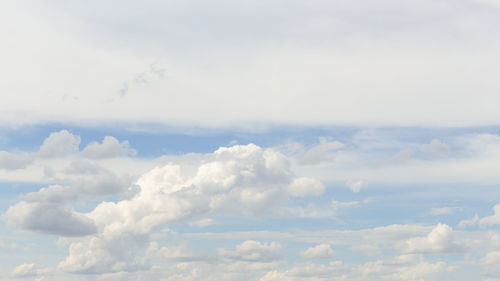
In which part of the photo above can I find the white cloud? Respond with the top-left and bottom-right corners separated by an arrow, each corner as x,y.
420,139 -> 449,156
0,151 -> 33,170
288,177 -> 325,197
480,204 -> 500,226
81,136 -> 136,159
260,255 -> 455,281
458,214 -> 480,229
300,244 -> 334,259
10,263 -> 54,278
218,240 -> 282,263
39,130 -> 80,158
3,1 -> 500,129
11,263 -> 37,278
331,199 -> 359,210
3,199 -> 97,237
148,242 -> 210,263
260,261 -> 347,281
55,144 -> 321,274
399,224 -> 466,254
389,148 -> 413,163
187,224 -> 433,255
298,133 -> 500,186
188,218 -> 215,228
301,138 -> 345,165
480,251 -> 500,265
345,180 -> 365,193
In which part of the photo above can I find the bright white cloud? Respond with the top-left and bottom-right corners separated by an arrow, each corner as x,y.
54,144 -> 321,274
399,224 -> 466,254
288,177 -> 325,197
2,1 -> 500,128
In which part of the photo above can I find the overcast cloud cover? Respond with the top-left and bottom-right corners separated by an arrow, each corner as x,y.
1,0 -> 500,280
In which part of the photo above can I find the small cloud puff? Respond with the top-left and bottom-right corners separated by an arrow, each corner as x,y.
39,130 -> 80,158
399,224 -> 466,254
301,137 -> 344,165
420,139 -> 449,156
345,179 -> 365,193
81,136 -> 136,159
301,244 -> 334,259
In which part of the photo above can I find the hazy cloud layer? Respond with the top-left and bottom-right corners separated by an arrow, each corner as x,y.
2,1 -> 500,128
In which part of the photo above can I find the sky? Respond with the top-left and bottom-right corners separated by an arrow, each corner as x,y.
1,0 -> 500,280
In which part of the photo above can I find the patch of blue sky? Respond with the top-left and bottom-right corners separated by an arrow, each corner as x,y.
2,123 -> 500,158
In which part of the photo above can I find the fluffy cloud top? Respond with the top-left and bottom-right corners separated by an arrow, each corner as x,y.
39,130 -> 80,158
81,136 -> 136,159
400,224 -> 465,254
53,144 -> 322,273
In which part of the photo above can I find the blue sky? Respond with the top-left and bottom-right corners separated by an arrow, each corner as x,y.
2,1 -> 500,280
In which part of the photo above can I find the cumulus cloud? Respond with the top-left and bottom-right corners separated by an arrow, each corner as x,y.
39,130 -> 80,158
2,161 -> 134,237
399,224 -> 466,254
3,199 -> 97,237
300,244 -> 334,259
55,144 -> 321,274
81,136 -> 136,159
